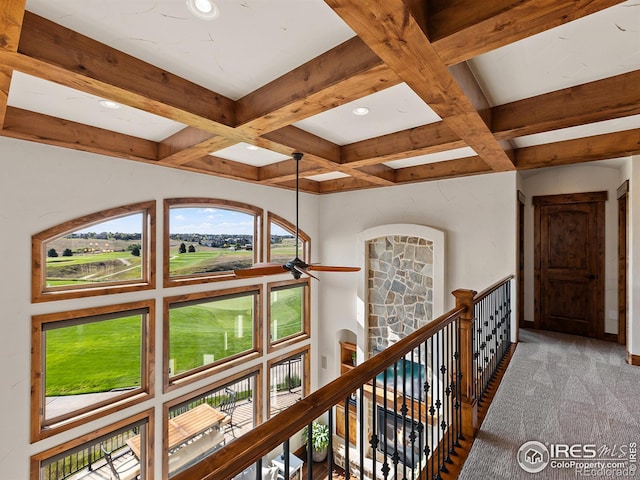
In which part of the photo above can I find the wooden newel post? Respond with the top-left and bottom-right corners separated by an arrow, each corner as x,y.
453,288 -> 478,438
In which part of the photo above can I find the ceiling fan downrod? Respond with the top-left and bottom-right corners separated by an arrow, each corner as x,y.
292,152 -> 303,262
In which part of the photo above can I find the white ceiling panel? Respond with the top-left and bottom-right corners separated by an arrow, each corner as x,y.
305,171 -> 350,182
25,0 -> 355,100
212,142 -> 289,166
468,1 -> 640,106
293,83 -> 441,145
513,114 -> 640,148
384,147 -> 477,169
8,72 -> 185,141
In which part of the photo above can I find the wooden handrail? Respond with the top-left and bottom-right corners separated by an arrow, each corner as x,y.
473,275 -> 514,304
172,305 -> 465,480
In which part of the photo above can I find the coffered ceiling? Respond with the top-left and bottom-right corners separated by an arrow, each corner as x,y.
1,0 -> 639,193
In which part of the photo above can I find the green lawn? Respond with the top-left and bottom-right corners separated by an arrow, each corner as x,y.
45,251 -> 142,286
169,248 -> 252,276
169,296 -> 255,374
271,286 -> 304,341
45,290 -> 303,396
45,315 -> 142,396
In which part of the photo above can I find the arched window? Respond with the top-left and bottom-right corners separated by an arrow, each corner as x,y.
164,198 -> 262,287
32,201 -> 155,302
267,211 -> 309,264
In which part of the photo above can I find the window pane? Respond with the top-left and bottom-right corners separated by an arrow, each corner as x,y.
169,207 -> 254,277
167,376 -> 257,477
38,421 -> 148,480
269,353 -> 304,418
270,285 -> 304,342
169,295 -> 254,377
269,221 -> 302,263
44,213 -> 144,288
45,314 -> 143,420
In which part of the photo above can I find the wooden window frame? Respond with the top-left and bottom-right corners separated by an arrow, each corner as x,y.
266,345 -> 310,419
31,300 -> 155,442
163,285 -> 263,393
267,278 -> 311,353
267,211 -> 310,263
164,198 -> 263,287
32,201 -> 156,302
162,366 -> 262,479
30,409 -> 154,480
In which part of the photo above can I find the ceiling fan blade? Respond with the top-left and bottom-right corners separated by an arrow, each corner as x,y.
234,263 -> 287,277
294,265 -> 319,280
307,265 -> 361,272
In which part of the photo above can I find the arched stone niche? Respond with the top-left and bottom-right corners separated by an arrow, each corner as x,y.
356,224 -> 445,358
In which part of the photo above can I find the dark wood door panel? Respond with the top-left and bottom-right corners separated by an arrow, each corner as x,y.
534,191 -> 606,339
545,208 -> 590,270
543,278 -> 593,336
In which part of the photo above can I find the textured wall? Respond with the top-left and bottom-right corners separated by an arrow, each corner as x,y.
367,235 -> 434,355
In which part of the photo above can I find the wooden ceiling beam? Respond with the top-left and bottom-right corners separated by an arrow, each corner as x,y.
15,12 -> 236,134
181,155 -> 261,183
159,38 -> 396,167
325,0 -> 515,172
236,37 -> 401,134
150,36 -> 401,187
429,0 -> 626,65
261,126 -> 341,164
394,156 -> 492,183
516,129 -> 640,169
158,127 -> 225,163
275,177 -> 322,194
318,176 -> 384,194
0,0 -> 26,127
493,70 -> 640,140
259,160 -> 330,184
448,62 -> 492,127
1,107 -> 158,161
341,121 -> 466,166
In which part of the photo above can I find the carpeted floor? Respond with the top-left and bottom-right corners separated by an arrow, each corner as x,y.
458,329 -> 640,480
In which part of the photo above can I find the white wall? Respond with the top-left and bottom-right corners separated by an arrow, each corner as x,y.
315,172 -> 518,386
519,162 -> 625,334
0,137 -> 319,479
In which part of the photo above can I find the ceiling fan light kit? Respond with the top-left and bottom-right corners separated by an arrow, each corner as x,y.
234,152 -> 360,280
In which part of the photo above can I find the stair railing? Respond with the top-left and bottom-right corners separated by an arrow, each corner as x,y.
172,277 -> 514,480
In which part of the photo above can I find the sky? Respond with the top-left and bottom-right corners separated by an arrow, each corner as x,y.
75,213 -> 143,234
73,207 -> 293,236
170,207 -> 255,235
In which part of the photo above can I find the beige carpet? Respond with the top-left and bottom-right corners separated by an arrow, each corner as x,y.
459,329 -> 640,480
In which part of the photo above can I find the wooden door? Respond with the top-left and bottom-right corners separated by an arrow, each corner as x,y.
534,192 -> 606,339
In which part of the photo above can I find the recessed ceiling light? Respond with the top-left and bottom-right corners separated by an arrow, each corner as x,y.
99,99 -> 120,109
246,145 -> 259,151
186,0 -> 220,20
352,107 -> 370,116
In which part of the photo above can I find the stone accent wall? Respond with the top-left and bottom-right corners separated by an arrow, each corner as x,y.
368,235 -> 434,356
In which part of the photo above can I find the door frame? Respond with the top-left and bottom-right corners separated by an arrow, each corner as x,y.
617,180 -> 629,346
517,191 -> 526,337
533,191 -> 607,339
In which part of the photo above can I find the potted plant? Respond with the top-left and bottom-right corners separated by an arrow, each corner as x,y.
302,421 -> 330,462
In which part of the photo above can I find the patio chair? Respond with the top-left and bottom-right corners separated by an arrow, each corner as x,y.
100,444 -> 140,480
218,388 -> 237,438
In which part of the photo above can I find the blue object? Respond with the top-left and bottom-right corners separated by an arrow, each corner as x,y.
375,359 -> 425,398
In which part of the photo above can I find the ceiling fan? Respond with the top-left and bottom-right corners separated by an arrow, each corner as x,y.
234,152 -> 360,280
